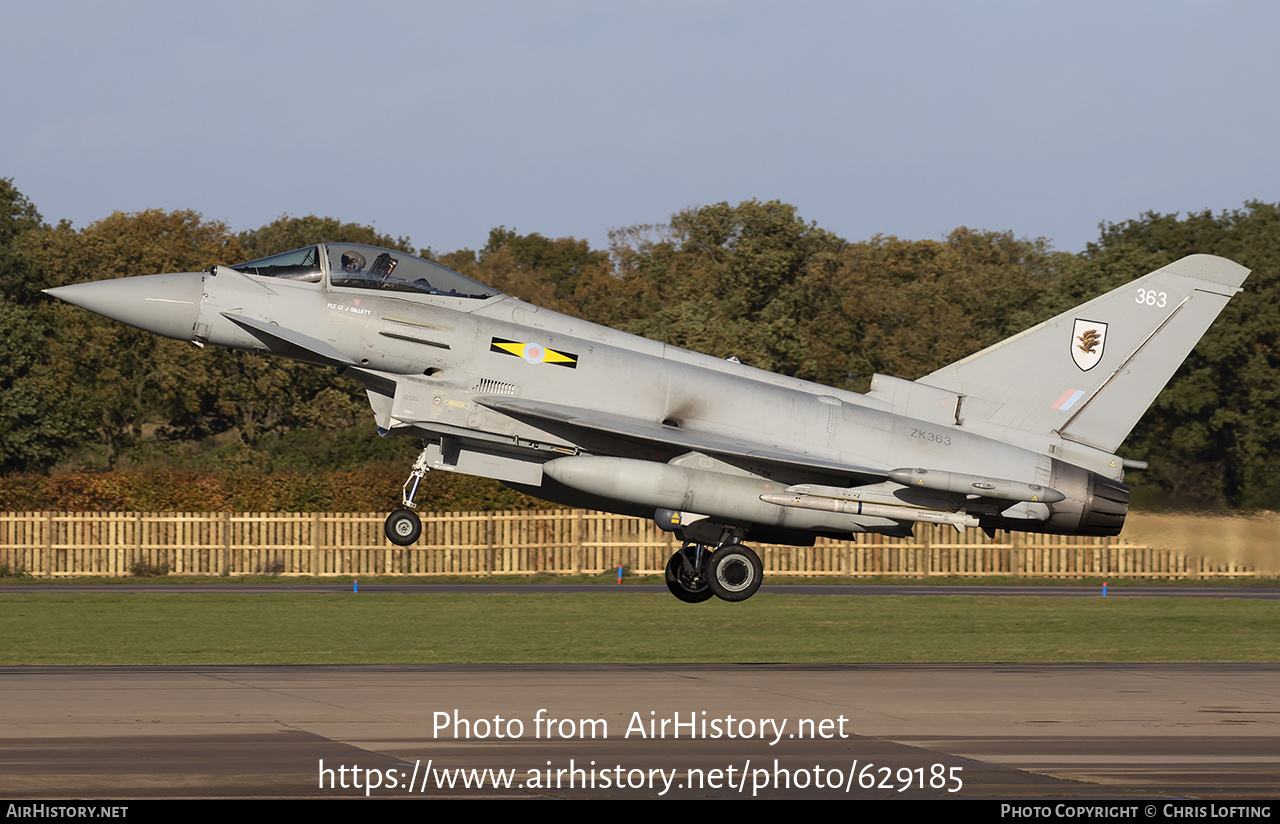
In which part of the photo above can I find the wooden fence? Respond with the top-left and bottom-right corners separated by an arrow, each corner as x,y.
0,510 -> 1272,578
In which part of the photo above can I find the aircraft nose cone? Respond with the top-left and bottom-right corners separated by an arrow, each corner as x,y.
44,272 -> 205,340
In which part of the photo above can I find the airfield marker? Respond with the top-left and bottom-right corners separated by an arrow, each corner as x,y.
1102,582 -> 1107,597
354,580 -> 358,593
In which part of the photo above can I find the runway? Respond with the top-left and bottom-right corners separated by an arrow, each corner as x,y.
2,664 -> 1278,799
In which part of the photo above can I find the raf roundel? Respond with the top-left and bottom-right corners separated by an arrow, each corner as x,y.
489,337 -> 579,368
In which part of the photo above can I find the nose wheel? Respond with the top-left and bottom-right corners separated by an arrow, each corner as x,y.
385,508 -> 422,545
385,444 -> 431,546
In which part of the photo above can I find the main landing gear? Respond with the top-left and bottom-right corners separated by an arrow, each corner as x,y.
665,541 -> 764,603
385,445 -> 430,546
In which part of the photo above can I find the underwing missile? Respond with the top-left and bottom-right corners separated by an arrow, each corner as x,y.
542,455 -> 905,533
758,492 -> 979,531
887,468 -> 1065,503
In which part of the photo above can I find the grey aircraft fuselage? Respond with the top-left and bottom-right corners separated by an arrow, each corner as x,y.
45,243 -> 1250,602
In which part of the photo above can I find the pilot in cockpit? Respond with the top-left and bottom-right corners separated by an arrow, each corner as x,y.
341,250 -> 367,274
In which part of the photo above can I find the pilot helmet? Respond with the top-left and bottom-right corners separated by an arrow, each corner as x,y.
341,250 -> 367,273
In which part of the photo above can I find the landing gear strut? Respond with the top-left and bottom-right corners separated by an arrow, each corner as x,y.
664,540 -> 763,603
385,444 -> 430,546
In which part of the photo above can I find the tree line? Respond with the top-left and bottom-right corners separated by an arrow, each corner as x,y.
1,179 -> 1276,511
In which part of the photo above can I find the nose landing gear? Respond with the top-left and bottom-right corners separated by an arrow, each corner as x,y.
385,445 -> 431,546
385,508 -> 422,545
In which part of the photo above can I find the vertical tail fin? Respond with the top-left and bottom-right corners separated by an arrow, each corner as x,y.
919,254 -> 1249,452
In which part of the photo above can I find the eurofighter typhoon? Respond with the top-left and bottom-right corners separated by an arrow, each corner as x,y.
45,244 -> 1249,602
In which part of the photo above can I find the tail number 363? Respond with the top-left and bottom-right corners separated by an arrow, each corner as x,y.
1136,288 -> 1167,307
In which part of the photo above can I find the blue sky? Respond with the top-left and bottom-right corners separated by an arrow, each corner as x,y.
5,1 -> 1277,256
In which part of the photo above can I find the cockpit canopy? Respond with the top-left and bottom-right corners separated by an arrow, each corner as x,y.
230,246 -> 323,280
230,243 -> 500,300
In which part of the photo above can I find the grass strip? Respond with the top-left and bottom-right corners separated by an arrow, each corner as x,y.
1,591 -> 1276,665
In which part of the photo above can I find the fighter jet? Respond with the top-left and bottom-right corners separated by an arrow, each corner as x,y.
45,244 -> 1249,602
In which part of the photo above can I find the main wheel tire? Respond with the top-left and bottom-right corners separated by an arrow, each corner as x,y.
385,508 -> 422,546
707,545 -> 763,602
664,545 -> 714,603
